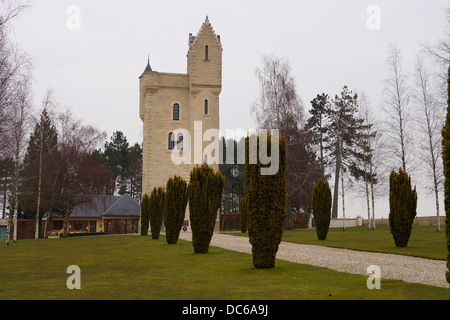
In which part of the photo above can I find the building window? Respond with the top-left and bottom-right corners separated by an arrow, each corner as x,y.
53,220 -> 63,231
177,133 -> 183,150
173,103 -> 179,121
204,99 -> 208,115
74,221 -> 84,231
205,45 -> 209,60
168,132 -> 175,150
204,154 -> 208,164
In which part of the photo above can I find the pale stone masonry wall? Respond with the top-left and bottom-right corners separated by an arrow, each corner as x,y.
139,17 -> 222,226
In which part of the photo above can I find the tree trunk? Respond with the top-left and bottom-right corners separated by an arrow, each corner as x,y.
365,176 -> 371,230
340,145 -> 346,231
2,177 -> 7,219
370,161 -> 376,230
13,187 -> 18,243
5,206 -> 12,245
332,139 -> 341,219
319,118 -> 325,179
434,175 -> 440,231
62,204 -> 74,238
35,123 -> 44,241
12,145 -> 20,243
43,210 -> 51,239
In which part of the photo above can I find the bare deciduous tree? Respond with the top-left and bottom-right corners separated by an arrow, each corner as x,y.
251,54 -> 320,227
412,55 -> 445,231
382,43 -> 414,173
0,0 -> 30,27
54,108 -> 108,238
5,77 -> 32,244
356,93 -> 381,230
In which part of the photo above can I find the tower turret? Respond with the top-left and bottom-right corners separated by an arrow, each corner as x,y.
139,57 -> 160,121
187,16 -> 223,94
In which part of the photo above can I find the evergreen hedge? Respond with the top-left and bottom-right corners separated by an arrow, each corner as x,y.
240,197 -> 247,233
188,164 -> 224,253
149,187 -> 165,240
311,178 -> 332,240
140,193 -> 150,235
389,168 -> 417,247
442,64 -> 450,284
164,176 -> 188,244
245,133 -> 286,269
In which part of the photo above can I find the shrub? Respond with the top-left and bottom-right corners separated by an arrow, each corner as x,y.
188,164 -> 224,253
442,64 -> 450,284
245,133 -> 286,269
149,187 -> 165,240
240,197 -> 247,233
311,178 -> 332,240
164,176 -> 188,244
389,168 -> 417,247
140,193 -> 150,235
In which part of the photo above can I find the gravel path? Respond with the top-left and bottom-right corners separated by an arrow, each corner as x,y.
177,232 -> 450,289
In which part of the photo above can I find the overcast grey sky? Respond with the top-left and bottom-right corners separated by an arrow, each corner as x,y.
9,0 -> 449,218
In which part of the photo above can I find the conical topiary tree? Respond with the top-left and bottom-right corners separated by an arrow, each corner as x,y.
442,64 -> 450,284
240,197 -> 247,233
245,133 -> 286,269
188,164 -> 224,253
164,175 -> 188,244
149,187 -> 165,239
140,193 -> 150,235
311,178 -> 332,240
389,168 -> 417,247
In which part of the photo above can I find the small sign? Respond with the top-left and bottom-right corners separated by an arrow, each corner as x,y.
183,226 -> 187,232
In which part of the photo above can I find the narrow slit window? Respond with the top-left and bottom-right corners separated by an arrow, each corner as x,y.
177,133 -> 183,150
173,103 -> 179,120
168,132 -> 174,150
204,99 -> 208,115
205,45 -> 209,60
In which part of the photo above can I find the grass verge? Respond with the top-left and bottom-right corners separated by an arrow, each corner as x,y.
227,225 -> 447,260
0,234 -> 448,300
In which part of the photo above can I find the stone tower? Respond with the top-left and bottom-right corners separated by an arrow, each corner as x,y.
139,17 -> 222,225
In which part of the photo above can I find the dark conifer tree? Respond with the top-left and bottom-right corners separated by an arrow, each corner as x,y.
389,168 -> 417,247
165,176 -> 187,244
188,164 -> 224,253
245,133 -> 286,268
140,193 -> 150,236
311,178 -> 332,240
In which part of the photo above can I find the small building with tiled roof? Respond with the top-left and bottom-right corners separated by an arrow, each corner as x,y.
47,194 -> 140,235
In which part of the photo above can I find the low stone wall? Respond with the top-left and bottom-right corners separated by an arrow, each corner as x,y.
361,215 -> 446,227
328,217 -> 363,228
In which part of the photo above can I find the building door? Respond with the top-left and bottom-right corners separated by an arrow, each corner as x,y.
89,221 -> 96,233
0,225 -> 6,240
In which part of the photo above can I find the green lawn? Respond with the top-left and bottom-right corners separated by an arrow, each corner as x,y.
0,234 -> 448,300
228,225 -> 447,260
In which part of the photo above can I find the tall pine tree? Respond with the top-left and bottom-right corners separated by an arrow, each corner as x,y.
20,108 -> 59,238
325,86 -> 370,220
307,93 -> 330,179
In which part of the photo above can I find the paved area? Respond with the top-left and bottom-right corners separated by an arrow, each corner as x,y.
177,231 -> 450,289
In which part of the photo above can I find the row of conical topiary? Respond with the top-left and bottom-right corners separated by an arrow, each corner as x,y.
141,133 -> 288,269
311,168 -> 418,248
140,164 -> 224,253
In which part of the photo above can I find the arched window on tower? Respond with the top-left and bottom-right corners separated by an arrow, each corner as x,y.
177,133 -> 183,150
173,103 -> 179,120
168,132 -> 174,150
205,45 -> 209,60
204,99 -> 208,115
